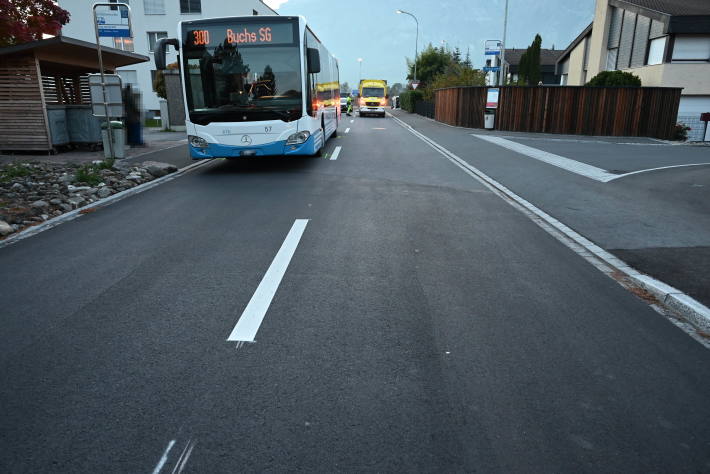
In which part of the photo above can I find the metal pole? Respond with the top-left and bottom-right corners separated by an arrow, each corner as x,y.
499,0 -> 509,86
93,4 -> 114,159
396,10 -> 418,84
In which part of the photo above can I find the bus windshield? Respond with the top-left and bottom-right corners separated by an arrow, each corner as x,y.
182,20 -> 303,125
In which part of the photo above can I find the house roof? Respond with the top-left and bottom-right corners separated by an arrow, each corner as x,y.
555,22 -> 593,66
0,36 -> 149,68
615,0 -> 710,16
503,48 -> 564,66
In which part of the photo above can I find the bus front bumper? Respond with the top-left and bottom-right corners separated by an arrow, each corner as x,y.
189,135 -> 319,159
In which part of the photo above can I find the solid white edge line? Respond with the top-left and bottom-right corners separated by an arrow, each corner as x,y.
345,128 -> 350,134
0,158 -> 213,249
227,219 -> 309,343
607,162 -> 710,181
473,134 -> 618,182
152,439 -> 176,474
330,146 -> 342,161
388,112 -> 710,336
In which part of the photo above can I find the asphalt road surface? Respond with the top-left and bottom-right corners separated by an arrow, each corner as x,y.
2,113 -> 710,473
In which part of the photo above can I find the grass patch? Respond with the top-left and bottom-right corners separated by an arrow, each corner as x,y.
144,118 -> 162,127
75,159 -> 114,186
0,163 -> 32,182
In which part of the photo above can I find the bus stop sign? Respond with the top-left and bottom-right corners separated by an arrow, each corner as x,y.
96,8 -> 131,37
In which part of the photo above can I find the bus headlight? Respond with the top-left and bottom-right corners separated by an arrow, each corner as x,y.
286,130 -> 310,145
188,135 -> 208,148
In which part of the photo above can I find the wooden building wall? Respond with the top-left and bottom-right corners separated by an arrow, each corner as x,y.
0,53 -> 51,152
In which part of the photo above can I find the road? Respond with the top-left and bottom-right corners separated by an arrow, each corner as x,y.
2,112 -> 710,473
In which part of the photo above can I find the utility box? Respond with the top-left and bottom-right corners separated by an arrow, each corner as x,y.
46,105 -> 69,145
101,121 -> 126,159
484,112 -> 495,130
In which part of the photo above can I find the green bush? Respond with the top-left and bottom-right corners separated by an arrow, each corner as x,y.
586,70 -> 642,87
400,90 -> 424,112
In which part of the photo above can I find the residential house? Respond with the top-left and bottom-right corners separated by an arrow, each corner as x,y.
556,0 -> 710,141
503,48 -> 564,84
58,0 -> 277,116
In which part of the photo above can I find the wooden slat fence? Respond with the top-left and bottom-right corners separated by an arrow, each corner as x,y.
435,87 -> 486,129
0,53 -> 51,151
433,86 -> 682,140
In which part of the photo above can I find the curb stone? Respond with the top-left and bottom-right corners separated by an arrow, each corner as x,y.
0,159 -> 212,249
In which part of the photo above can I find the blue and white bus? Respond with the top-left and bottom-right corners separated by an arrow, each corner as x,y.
155,16 -> 340,158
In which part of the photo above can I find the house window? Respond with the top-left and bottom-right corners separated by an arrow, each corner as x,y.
143,0 -> 165,15
148,31 -> 168,52
180,0 -> 201,14
112,37 -> 134,52
672,36 -> 710,62
647,36 -> 666,65
606,48 -> 618,71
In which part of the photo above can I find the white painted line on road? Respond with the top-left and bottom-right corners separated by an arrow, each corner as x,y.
227,219 -> 309,343
0,158 -> 214,250
172,439 -> 196,474
389,112 -> 710,341
472,134 -> 618,182
330,146 -> 342,161
607,162 -> 710,182
350,119 -> 354,123
345,128 -> 350,134
152,439 -> 176,474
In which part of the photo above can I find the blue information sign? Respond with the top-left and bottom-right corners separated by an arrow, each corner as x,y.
483,66 -> 501,72
96,9 -> 131,38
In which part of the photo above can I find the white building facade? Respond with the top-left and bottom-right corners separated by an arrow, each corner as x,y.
58,0 -> 277,115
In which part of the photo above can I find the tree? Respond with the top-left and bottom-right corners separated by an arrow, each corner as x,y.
389,82 -> 404,97
407,44 -> 451,87
452,47 -> 462,64
462,48 -> 472,69
518,34 -> 542,85
0,0 -> 70,47
340,81 -> 350,94
586,70 -> 642,86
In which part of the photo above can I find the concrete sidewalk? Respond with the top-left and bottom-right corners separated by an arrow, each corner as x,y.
0,129 -> 186,166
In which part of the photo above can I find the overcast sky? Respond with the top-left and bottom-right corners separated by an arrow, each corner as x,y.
264,0 -> 595,89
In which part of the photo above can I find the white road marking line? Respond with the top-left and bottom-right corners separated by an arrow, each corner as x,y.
472,134 -> 618,182
152,440 -> 176,474
345,128 -> 350,134
171,439 -> 196,474
330,146 -> 342,161
227,219 -> 309,343
350,119 -> 354,123
389,113 -> 710,342
607,162 -> 710,181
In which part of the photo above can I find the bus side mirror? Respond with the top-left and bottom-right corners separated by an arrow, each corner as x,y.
155,38 -> 180,70
307,48 -> 321,74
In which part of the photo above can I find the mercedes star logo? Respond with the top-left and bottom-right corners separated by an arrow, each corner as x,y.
241,135 -> 253,145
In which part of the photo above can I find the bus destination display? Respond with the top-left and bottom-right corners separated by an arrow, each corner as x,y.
185,22 -> 294,48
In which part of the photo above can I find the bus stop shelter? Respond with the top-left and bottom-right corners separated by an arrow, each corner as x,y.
0,36 -> 148,153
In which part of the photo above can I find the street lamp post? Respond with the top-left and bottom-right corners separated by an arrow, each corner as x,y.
499,0 -> 509,86
357,57 -> 363,85
396,9 -> 419,84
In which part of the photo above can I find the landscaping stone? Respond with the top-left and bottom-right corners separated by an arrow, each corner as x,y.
0,220 -> 13,236
0,160 -> 178,238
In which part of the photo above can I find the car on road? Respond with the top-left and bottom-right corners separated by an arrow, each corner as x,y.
340,96 -> 349,112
